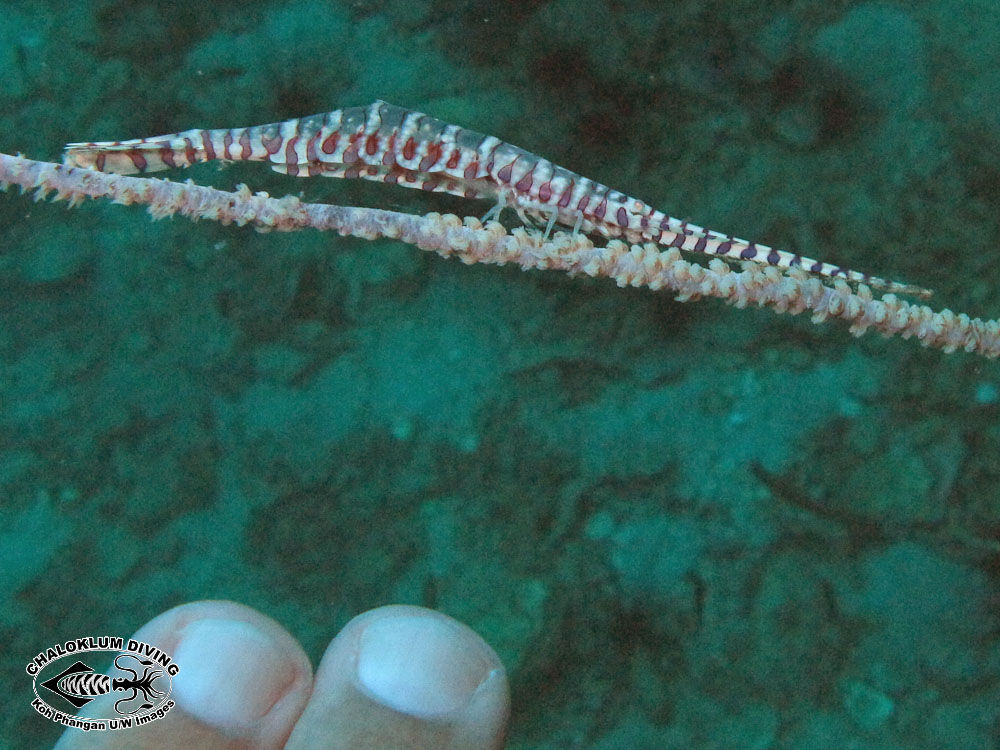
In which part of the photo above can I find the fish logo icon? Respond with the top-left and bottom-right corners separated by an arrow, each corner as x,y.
40,655 -> 166,714
27,637 -> 178,731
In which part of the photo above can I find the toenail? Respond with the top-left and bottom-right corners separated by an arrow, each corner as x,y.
171,618 -> 296,732
356,614 -> 495,720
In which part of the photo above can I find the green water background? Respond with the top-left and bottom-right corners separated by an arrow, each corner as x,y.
2,0 -> 999,746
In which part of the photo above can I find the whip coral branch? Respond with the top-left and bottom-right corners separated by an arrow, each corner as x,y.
2,153 -> 999,358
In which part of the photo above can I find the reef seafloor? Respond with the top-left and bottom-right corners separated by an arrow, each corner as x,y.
2,0 -> 999,747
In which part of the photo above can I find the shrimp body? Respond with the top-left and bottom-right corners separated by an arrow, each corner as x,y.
65,100 -> 930,297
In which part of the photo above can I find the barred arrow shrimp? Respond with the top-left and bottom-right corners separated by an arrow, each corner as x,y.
64,100 -> 931,298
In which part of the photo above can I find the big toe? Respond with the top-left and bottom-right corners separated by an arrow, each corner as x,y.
55,600 -> 313,749
286,605 -> 509,750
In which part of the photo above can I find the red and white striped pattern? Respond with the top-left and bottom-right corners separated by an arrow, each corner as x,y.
64,100 -> 930,297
